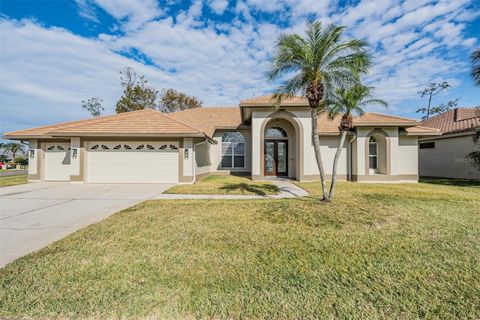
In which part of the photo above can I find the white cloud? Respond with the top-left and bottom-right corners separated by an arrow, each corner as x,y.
176,0 -> 204,27
1,0 -> 478,133
75,0 -> 100,23
209,0 -> 229,15
91,0 -> 163,30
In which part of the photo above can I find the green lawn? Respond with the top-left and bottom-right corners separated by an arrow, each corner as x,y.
165,174 -> 280,195
0,174 -> 27,187
1,181 -> 479,319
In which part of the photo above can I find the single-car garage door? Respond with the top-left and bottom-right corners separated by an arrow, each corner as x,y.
43,143 -> 71,181
86,141 -> 179,183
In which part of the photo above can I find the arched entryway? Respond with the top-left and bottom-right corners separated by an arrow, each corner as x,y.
260,114 -> 301,179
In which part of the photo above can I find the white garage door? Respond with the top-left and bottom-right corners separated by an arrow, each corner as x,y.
86,141 -> 179,183
43,143 -> 71,181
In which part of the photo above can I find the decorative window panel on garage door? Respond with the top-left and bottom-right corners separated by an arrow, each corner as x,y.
86,141 -> 179,183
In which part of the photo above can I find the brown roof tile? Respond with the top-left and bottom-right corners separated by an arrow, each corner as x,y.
240,95 -> 309,107
169,107 -> 242,137
5,101 -> 439,140
354,112 -> 418,125
316,112 -> 419,134
404,126 -> 441,135
4,109 -> 206,139
421,107 -> 480,135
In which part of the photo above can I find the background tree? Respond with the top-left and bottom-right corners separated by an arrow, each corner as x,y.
1,142 -> 25,161
81,97 -> 104,117
158,89 -> 202,113
472,48 -> 480,87
268,21 -> 371,201
326,85 -> 387,200
115,67 -> 158,113
417,82 -> 458,120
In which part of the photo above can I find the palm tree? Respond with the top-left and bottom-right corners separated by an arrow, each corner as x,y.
268,21 -> 371,201
1,142 -> 25,161
472,48 -> 480,87
326,85 -> 387,200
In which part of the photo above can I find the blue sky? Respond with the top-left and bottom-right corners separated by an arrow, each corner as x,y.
1,0 -> 479,134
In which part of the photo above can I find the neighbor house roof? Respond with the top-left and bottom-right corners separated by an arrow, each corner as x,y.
421,107 -> 480,135
240,95 -> 309,107
4,109 -> 209,139
169,107 -> 243,137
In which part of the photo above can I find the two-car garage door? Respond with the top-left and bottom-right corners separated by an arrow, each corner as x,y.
86,141 -> 179,183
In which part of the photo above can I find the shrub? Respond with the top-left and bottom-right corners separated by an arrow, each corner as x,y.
14,157 -> 28,166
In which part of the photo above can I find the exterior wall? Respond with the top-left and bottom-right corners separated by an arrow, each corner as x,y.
69,137 -> 83,182
352,127 -> 418,182
27,139 -> 41,181
181,138 -> 194,183
317,136 -> 348,180
397,136 -> 418,175
419,134 -> 480,180
194,141 -> 211,178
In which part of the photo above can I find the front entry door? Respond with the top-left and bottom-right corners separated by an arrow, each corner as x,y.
264,140 -> 288,176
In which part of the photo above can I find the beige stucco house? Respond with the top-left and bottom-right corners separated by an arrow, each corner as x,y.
419,107 -> 480,180
4,95 -> 439,184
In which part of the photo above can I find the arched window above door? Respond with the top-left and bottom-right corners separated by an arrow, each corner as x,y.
265,127 -> 287,139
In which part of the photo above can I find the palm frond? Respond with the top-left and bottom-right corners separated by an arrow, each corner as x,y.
357,98 -> 388,109
472,48 -> 480,87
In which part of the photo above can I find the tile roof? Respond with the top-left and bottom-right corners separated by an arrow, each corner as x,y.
404,126 -> 441,135
316,112 -> 421,134
421,107 -> 480,135
4,109 -> 206,139
240,95 -> 309,107
353,112 -> 418,125
169,107 -> 243,137
4,104 -> 440,140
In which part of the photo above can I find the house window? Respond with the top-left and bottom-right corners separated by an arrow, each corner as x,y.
221,132 -> 245,168
369,137 -> 378,170
265,127 -> 287,139
419,142 -> 435,149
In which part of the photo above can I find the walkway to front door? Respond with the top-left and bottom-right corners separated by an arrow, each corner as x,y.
264,140 -> 288,176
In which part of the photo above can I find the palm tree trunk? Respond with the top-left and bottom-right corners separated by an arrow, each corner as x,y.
311,108 -> 328,201
328,130 -> 347,200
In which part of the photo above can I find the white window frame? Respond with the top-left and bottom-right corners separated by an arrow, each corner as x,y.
221,132 -> 245,169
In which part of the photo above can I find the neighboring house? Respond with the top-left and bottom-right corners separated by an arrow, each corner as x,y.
419,107 -> 480,180
4,95 -> 439,184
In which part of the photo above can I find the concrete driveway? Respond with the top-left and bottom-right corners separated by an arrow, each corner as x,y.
0,182 -> 173,267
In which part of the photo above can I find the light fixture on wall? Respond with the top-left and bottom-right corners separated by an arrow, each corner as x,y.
72,148 -> 78,159
29,150 -> 35,158
184,149 -> 189,160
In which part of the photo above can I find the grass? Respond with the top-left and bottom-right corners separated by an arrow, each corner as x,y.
165,174 -> 280,195
0,174 -> 27,187
1,181 -> 479,319
420,176 -> 480,187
